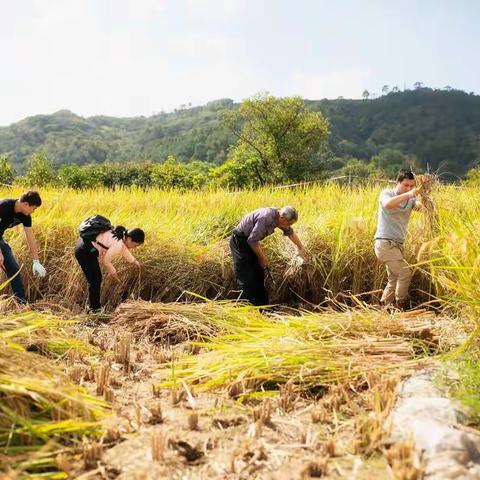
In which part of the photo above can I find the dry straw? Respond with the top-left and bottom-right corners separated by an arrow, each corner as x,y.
111,298 -> 263,344
153,301 -> 438,393
0,342 -> 109,474
0,309 -> 108,477
415,172 -> 440,238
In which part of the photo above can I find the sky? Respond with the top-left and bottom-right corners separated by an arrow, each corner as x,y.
0,0 -> 479,125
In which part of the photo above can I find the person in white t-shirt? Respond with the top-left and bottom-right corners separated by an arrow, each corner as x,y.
75,225 -> 144,313
374,169 -> 421,309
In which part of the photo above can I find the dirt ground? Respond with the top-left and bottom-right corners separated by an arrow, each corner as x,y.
61,318 -> 422,480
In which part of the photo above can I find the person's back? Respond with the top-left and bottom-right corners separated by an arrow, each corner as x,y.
237,207 -> 279,242
93,230 -> 135,263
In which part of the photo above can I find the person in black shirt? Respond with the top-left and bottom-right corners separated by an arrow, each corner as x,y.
0,191 -> 46,303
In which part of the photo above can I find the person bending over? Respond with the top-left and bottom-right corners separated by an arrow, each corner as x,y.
75,217 -> 144,313
0,190 -> 46,304
230,206 -> 306,306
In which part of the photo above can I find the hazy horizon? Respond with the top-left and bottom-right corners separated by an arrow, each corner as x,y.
1,0 -> 479,126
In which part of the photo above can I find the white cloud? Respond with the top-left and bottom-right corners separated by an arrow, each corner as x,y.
1,2 -> 373,125
290,68 -> 372,100
0,1 -> 259,124
123,0 -> 167,22
185,0 -> 240,22
166,32 -> 230,61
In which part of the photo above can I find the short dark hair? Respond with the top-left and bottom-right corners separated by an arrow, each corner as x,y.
396,169 -> 415,183
19,191 -> 42,207
127,228 -> 145,244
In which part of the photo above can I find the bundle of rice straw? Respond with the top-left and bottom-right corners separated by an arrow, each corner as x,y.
416,173 -> 439,238
158,305 -> 439,392
0,342 -> 108,475
273,238 -> 325,303
112,299 -> 263,344
0,310 -> 93,356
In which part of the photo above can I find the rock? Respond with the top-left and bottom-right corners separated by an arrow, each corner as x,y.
387,367 -> 480,479
399,372 -> 442,398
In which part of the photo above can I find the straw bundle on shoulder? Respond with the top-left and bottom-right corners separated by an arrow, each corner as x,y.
416,173 -> 440,238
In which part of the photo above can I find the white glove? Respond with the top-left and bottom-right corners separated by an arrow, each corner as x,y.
297,248 -> 309,261
32,259 -> 47,278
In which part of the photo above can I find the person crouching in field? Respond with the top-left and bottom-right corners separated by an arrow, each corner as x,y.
75,215 -> 144,313
374,169 -> 421,310
230,206 -> 306,306
0,191 -> 47,304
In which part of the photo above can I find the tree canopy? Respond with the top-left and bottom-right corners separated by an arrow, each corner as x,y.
0,88 -> 479,182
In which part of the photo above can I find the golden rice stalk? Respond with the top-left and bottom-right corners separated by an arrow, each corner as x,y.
111,298 -> 263,344
416,173 -> 440,239
0,310 -> 93,357
158,304 -> 438,393
0,342 -> 109,477
384,439 -> 424,480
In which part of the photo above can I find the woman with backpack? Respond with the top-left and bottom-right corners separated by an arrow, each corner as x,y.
75,215 -> 145,313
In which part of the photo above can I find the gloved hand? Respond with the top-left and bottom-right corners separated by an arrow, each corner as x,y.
297,248 -> 308,261
32,259 -> 47,278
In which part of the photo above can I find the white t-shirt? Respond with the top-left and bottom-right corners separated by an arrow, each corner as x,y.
374,189 -> 416,242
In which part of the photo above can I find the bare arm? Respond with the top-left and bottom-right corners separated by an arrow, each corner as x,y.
102,243 -> 120,276
121,246 -> 138,265
383,188 -> 417,210
250,242 -> 268,268
287,232 -> 305,253
23,227 -> 39,260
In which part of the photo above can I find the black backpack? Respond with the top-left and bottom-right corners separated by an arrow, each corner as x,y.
79,215 -> 113,242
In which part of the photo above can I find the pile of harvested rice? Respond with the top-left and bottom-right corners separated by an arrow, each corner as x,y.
145,302 -> 441,393
0,342 -> 108,475
111,299 -> 263,344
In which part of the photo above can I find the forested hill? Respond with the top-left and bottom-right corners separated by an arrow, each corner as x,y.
1,89 -> 479,177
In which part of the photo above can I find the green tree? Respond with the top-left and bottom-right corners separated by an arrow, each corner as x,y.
58,164 -> 103,189
23,152 -> 58,186
221,92 -> 329,185
338,158 -> 374,180
370,149 -> 420,178
0,156 -> 16,185
210,151 -> 261,189
184,161 -> 214,188
150,156 -> 193,189
465,165 -> 480,185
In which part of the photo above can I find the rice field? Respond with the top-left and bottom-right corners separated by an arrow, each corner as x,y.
0,182 -> 465,309
0,182 -> 479,478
